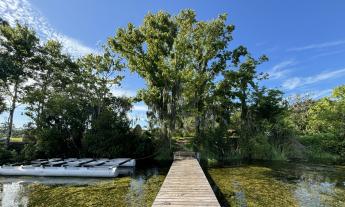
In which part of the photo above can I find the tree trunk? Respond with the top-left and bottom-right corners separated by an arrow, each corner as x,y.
194,89 -> 201,141
6,81 -> 19,148
239,89 -> 252,160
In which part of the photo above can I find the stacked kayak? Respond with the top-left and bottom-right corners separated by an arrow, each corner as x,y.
0,158 -> 135,178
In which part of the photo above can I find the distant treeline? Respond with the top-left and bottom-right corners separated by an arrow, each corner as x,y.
0,11 -> 344,163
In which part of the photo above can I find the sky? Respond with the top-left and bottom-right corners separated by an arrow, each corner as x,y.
1,0 -> 345,128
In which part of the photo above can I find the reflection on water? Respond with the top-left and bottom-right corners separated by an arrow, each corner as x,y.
1,182 -> 28,207
231,181 -> 247,207
126,167 -> 159,206
0,167 -> 166,207
208,162 -> 345,207
0,176 -> 111,206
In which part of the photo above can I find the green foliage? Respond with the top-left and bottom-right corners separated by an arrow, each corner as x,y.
83,107 -> 153,157
307,85 -> 345,136
248,134 -> 272,160
200,128 -> 233,161
298,133 -> 343,160
0,143 -> 17,164
0,22 -> 40,146
1,12 -> 344,164
21,143 -> 37,161
109,10 -> 237,144
0,96 -> 6,114
288,94 -> 314,134
0,21 -> 156,161
300,85 -> 345,159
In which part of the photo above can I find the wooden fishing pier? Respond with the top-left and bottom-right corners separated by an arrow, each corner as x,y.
152,151 -> 220,207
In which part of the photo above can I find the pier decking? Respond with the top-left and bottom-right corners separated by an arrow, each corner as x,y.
152,152 -> 220,207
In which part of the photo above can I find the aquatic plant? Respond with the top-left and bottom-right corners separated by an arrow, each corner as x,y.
208,164 -> 345,207
27,175 -> 165,207
209,166 -> 298,206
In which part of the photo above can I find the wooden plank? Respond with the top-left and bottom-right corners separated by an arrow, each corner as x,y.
152,158 -> 220,207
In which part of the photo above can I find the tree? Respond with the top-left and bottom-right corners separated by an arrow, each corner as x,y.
181,12 -> 234,140
109,10 -> 236,147
218,51 -> 268,157
83,97 -> 137,157
306,85 -> 345,156
78,46 -> 125,119
307,85 -> 345,136
0,22 -> 40,147
25,40 -> 79,124
109,11 -> 186,146
23,41 -> 133,158
288,94 -> 314,134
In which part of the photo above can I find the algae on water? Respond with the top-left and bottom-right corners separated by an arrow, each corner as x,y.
208,164 -> 345,207
209,166 -> 298,206
27,175 -> 165,207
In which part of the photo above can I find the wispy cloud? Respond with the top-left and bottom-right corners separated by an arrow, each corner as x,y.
287,40 -> 345,52
267,60 -> 296,80
0,0 -> 97,56
311,48 -> 345,59
282,68 -> 345,90
110,87 -> 137,97
310,89 -> 332,99
285,88 -> 332,101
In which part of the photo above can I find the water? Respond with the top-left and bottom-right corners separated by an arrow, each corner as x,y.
208,162 -> 345,207
0,167 -> 166,207
1,162 -> 344,206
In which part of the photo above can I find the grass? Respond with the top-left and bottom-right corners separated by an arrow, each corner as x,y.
10,137 -> 24,143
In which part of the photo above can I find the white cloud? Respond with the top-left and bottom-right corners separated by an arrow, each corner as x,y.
288,40 -> 345,52
0,0 -> 97,56
133,104 -> 147,112
283,68 -> 345,90
110,87 -> 136,97
268,60 -> 296,80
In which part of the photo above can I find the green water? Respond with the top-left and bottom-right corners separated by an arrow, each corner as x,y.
208,162 -> 345,207
0,167 -> 166,207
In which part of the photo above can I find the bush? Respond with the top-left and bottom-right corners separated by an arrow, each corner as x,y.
298,133 -> 343,161
83,109 -> 154,158
200,128 -> 232,161
21,143 -> 37,161
0,143 -> 17,164
35,127 -> 72,158
298,133 -> 339,154
249,134 -> 272,160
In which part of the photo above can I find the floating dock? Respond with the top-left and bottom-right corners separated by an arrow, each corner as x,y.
152,152 -> 220,206
0,158 -> 135,178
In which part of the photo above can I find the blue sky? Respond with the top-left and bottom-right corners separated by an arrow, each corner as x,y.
1,0 -> 345,128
